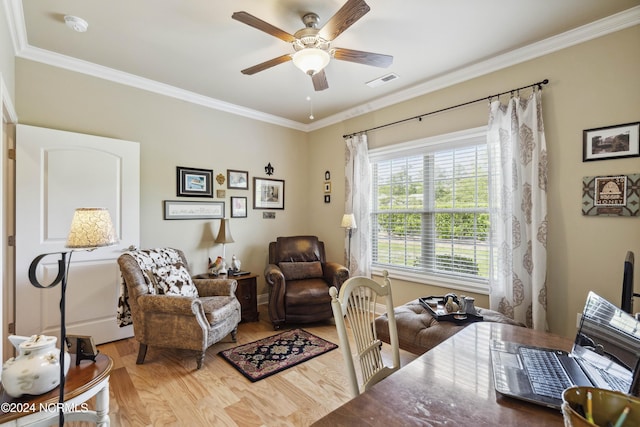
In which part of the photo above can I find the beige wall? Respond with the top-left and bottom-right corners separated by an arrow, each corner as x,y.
0,1 -> 15,100
15,60 -> 310,297
309,25 -> 640,338
9,20 -> 640,337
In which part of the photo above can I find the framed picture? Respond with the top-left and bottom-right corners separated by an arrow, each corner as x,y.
324,182 -> 331,193
164,200 -> 224,220
583,122 -> 640,162
177,166 -> 213,197
231,196 -> 247,218
581,173 -> 640,217
253,177 -> 285,209
227,169 -> 249,189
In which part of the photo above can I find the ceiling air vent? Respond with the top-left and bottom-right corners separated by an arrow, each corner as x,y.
366,73 -> 399,88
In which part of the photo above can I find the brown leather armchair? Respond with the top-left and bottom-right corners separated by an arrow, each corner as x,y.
264,236 -> 349,329
118,248 -> 241,369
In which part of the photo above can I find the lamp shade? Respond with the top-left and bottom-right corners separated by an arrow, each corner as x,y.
292,48 -> 330,75
215,219 -> 234,244
341,213 -> 357,230
66,208 -> 117,248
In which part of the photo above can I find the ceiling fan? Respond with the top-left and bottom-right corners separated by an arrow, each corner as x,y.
232,0 -> 393,91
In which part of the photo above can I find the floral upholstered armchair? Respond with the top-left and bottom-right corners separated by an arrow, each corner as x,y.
117,248 -> 241,369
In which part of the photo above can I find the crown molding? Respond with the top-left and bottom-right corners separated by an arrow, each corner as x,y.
6,0 -> 639,133
309,5 -> 640,132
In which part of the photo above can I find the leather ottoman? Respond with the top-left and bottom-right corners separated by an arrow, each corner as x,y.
375,299 -> 524,355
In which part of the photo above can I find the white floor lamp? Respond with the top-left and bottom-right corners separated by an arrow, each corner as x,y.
341,213 -> 357,271
28,208 -> 117,427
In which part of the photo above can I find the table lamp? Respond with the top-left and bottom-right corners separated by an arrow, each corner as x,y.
28,207 -> 117,427
215,218 -> 234,275
341,213 -> 357,271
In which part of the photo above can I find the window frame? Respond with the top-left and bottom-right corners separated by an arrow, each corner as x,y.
368,126 -> 490,295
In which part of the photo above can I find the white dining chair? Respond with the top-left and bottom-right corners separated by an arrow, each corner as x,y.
329,270 -> 400,397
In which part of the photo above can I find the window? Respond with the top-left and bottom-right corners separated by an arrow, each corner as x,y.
369,127 -> 490,291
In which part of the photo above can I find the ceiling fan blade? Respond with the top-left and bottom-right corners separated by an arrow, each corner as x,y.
333,48 -> 393,68
312,70 -> 329,91
318,0 -> 371,41
241,54 -> 292,75
232,11 -> 296,43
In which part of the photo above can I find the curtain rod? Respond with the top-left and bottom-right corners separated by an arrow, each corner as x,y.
342,79 -> 549,139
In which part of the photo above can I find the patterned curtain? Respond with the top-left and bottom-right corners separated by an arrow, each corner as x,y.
344,133 -> 371,277
487,89 -> 548,330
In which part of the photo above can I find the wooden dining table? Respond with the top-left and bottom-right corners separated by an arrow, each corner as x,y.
312,322 -> 568,426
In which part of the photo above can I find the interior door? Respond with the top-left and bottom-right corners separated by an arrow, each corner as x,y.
15,124 -> 139,344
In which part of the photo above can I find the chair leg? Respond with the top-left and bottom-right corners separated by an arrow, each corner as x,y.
231,327 -> 238,342
196,352 -> 205,370
136,343 -> 148,365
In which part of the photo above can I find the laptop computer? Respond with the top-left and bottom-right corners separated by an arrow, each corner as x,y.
490,291 -> 640,409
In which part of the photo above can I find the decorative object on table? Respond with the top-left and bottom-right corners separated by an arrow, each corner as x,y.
216,189 -> 226,198
444,296 -> 459,313
227,169 -> 249,189
253,177 -> 285,209
582,173 -> 639,217
66,334 -> 99,365
583,122 -> 639,162
163,200 -> 225,220
231,254 -> 241,272
215,218 -> 234,275
264,162 -> 274,176
216,173 -> 226,185
208,256 -> 224,275
231,196 -> 247,218
27,207 -> 117,426
418,296 -> 484,324
341,213 -> 357,270
2,334 -> 71,397
463,296 -> 477,315
219,329 -> 337,382
176,166 -> 213,197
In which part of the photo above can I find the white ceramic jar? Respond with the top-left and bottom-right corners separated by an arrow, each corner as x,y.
1,335 -> 71,397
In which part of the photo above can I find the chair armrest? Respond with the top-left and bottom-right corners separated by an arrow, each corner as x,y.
323,262 -> 350,289
137,294 -> 197,316
193,278 -> 237,297
264,263 -> 286,325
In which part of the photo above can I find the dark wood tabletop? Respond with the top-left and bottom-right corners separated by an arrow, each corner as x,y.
0,353 -> 113,423
312,322 -> 569,426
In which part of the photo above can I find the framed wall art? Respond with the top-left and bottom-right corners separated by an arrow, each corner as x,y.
231,196 -> 247,218
583,122 -> 640,162
227,169 -> 249,189
581,173 -> 640,216
164,200 -> 224,220
253,177 -> 284,209
177,166 -> 213,197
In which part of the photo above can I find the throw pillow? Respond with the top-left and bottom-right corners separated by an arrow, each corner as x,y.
279,261 -> 323,281
153,263 -> 199,297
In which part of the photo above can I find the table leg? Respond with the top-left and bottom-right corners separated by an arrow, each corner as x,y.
95,380 -> 110,426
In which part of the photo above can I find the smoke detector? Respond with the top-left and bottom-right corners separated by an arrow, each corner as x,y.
64,15 -> 88,33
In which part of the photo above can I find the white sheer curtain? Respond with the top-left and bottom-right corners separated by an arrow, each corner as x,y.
487,89 -> 548,330
344,133 -> 371,277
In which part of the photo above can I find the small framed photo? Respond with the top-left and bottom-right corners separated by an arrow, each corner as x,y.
583,122 -> 640,162
324,195 -> 331,203
594,175 -> 627,207
324,182 -> 331,193
231,196 -> 247,218
254,177 -> 285,210
227,169 -> 249,189
164,200 -> 224,220
177,166 -> 213,197
216,189 -> 226,198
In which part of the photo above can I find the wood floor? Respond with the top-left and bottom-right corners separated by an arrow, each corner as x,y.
71,304 -> 417,427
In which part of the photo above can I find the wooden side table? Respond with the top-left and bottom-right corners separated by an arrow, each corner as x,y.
194,273 -> 259,322
0,353 -> 112,426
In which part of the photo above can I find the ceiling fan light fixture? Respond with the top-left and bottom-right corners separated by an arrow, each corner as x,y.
292,48 -> 330,76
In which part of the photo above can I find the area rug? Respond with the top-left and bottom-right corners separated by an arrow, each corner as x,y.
219,328 -> 338,382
